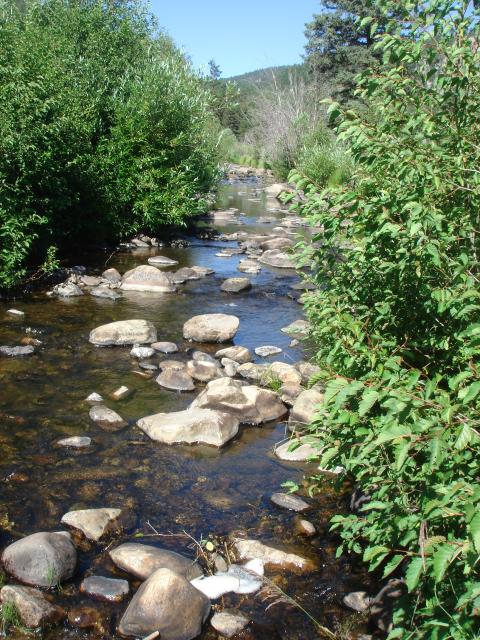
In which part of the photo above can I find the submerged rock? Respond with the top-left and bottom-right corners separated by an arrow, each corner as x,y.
280,319 -> 309,338
6,309 -> 25,317
89,319 -> 157,346
259,249 -> 295,269
210,610 -> 249,638
274,440 -> 321,461
0,585 -> 65,628
343,591 -> 371,613
57,436 -> 92,449
118,568 -> 210,639
183,313 -> 239,343
255,345 -> 283,357
1,532 -> 77,587
80,576 -> 129,602
296,519 -> 317,537
90,286 -> 121,300
233,539 -> 316,573
220,277 -> 252,293
137,408 -> 239,447
147,255 -> 179,267
89,405 -> 128,431
270,492 -> 310,512
121,265 -> 176,293
61,508 -> 123,542
151,341 -> 178,354
190,377 -> 286,425
109,543 -> 202,581
0,345 -> 35,357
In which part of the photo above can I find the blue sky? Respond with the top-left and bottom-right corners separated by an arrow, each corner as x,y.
150,0 -> 320,77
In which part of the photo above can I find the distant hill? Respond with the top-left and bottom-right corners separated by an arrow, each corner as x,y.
225,64 -> 310,93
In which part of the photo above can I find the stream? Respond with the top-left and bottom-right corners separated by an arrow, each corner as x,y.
0,171 -> 370,639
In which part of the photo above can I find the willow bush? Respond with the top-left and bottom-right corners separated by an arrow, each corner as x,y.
289,1 -> 480,637
0,0 -> 219,288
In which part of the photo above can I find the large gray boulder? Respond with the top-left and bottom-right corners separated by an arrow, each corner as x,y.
61,508 -> 123,542
1,532 -> 77,587
118,568 -> 210,639
289,388 -> 324,428
121,265 -> 176,293
109,543 -> 202,581
0,585 -> 65,628
89,319 -> 157,346
137,408 -> 239,447
190,378 -> 286,425
259,249 -> 295,269
183,314 -> 239,343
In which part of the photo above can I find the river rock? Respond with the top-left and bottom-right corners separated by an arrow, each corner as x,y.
191,266 -> 214,276
295,361 -> 322,384
280,319 -> 309,338
152,341 -> 178,353
80,275 -> 102,287
89,405 -> 128,431
6,308 -> 24,317
274,440 -> 320,461
221,357 -> 239,377
260,237 -> 294,251
289,388 -> 324,428
0,345 -> 35,357
296,519 -> 317,537
343,591 -> 371,612
111,386 -> 132,401
0,585 -> 65,628
61,508 -> 123,541
210,610 -> 249,638
183,314 -> 239,343
156,368 -> 195,392
90,286 -> 121,300
191,350 -> 217,364
57,436 -> 92,448
86,392 -> 103,403
118,568 -> 210,639
89,319 -> 157,346
255,345 -> 282,357
130,345 -> 155,358
174,267 -> 201,281
110,543 -> 202,581
236,362 -> 268,382
80,576 -> 129,602
147,255 -> 178,267
121,265 -> 176,293
1,532 -> 77,587
137,408 -> 239,447
220,277 -> 252,293
264,182 -> 290,199
268,362 -> 302,386
186,360 -> 224,382
67,605 -> 105,631
190,377 -> 286,425
53,281 -> 84,297
270,492 -> 310,512
259,249 -> 295,269
233,539 -> 315,573
159,360 -> 187,371
237,259 -> 261,274
102,268 -> 122,283
215,345 -> 252,364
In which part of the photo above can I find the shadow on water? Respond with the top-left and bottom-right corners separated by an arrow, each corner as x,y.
0,176 -> 372,639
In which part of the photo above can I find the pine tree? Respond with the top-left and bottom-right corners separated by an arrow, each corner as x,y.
304,0 -> 387,101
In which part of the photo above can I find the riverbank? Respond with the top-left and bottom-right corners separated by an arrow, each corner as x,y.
0,170 -> 375,640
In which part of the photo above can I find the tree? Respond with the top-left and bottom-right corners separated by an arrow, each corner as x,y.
208,59 -> 221,80
304,0 -> 388,101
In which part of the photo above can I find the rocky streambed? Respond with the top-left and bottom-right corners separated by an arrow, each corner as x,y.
0,172 -> 376,639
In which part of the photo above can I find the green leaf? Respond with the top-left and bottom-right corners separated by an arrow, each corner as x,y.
383,554 -> 404,578
405,557 -> 424,592
469,512 -> 480,553
458,381 -> 480,404
358,389 -> 379,416
433,545 -> 455,583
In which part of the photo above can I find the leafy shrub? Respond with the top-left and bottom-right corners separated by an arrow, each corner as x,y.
289,1 -> 480,638
0,0 -> 219,288
296,125 -> 353,187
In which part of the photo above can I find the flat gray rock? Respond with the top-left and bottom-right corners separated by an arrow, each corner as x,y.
130,346 -> 155,358
183,314 -> 239,343
280,319 -> 309,338
90,287 -> 121,300
259,249 -> 295,269
57,436 -> 92,448
210,610 -> 249,638
220,277 -> 252,293
137,408 -> 239,447
274,440 -> 320,461
109,543 -> 202,581
80,576 -> 129,602
215,345 -> 253,364
61,508 -> 123,541
270,492 -> 310,512
89,405 -> 128,431
121,265 -> 176,293
147,255 -> 179,266
151,341 -> 178,353
102,268 -> 122,283
234,538 -> 316,573
89,319 -> 157,346
0,345 -> 34,357
255,345 -> 283,357
156,368 -> 195,392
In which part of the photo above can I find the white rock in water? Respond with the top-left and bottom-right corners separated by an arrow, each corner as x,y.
255,345 -> 283,357
147,256 -> 179,266
57,436 -> 91,448
190,575 -> 239,600
130,346 -> 155,358
110,386 -> 131,401
6,309 -> 25,317
86,392 -> 103,403
89,319 -> 157,346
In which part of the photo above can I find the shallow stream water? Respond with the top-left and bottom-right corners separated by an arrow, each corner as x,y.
0,175 -> 370,639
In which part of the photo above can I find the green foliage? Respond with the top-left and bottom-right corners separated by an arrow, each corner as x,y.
304,0 -> 392,102
291,1 -> 480,637
296,124 -> 353,188
0,0 -> 219,289
0,601 -> 20,635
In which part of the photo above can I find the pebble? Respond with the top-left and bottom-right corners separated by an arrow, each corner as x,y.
151,341 -> 178,353
6,309 -> 25,317
0,345 -> 34,357
86,392 -> 103,403
210,610 -> 249,638
130,345 -> 155,358
296,519 -> 317,537
110,385 -> 131,401
57,436 -> 92,448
